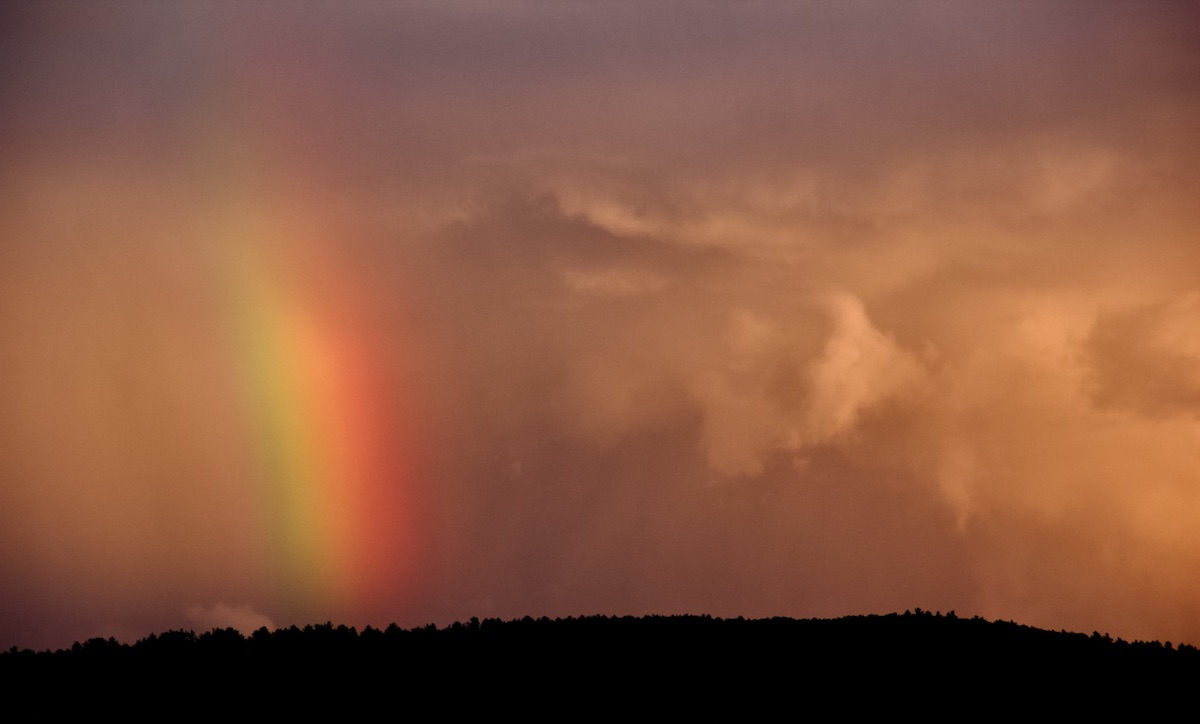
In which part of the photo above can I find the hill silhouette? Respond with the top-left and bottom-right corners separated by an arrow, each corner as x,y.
5,610 -> 1196,713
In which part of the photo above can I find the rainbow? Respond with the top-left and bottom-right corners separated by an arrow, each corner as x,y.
181,61 -> 429,622
219,215 -> 426,620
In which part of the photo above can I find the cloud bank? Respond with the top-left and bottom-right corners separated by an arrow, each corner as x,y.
185,604 -> 276,635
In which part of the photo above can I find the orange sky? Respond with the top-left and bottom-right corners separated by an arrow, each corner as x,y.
2,1 -> 1199,651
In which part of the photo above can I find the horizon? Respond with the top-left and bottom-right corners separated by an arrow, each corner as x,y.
12,608 -> 1192,654
2,1 -> 1199,652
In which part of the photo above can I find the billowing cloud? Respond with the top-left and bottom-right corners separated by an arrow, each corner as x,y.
804,294 -> 926,444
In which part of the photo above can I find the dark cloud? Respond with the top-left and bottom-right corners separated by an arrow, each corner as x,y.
1085,295 -> 1200,418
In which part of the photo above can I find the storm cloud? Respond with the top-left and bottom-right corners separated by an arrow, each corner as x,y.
2,1 -> 1199,650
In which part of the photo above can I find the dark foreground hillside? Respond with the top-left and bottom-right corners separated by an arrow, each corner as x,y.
5,610 -> 1197,713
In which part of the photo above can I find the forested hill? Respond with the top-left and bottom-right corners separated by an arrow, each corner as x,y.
5,611 -> 1197,710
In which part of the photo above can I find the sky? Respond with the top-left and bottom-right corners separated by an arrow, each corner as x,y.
2,1 -> 1199,651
